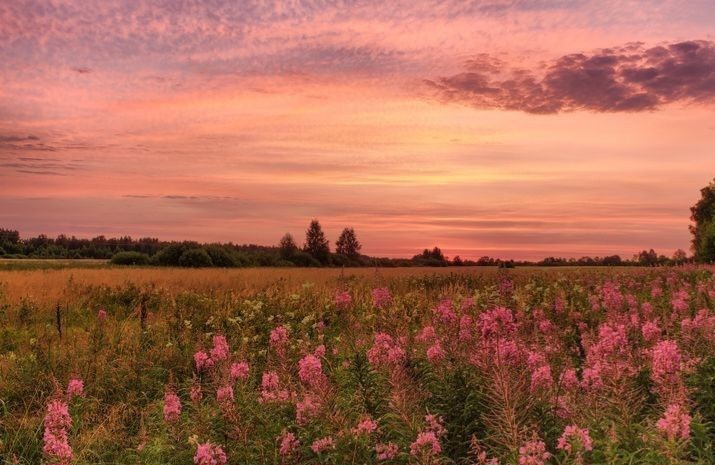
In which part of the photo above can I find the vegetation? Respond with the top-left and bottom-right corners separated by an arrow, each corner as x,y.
2,266 -> 715,464
0,216 -> 696,268
691,178 -> 715,263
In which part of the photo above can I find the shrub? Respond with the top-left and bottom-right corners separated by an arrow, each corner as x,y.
110,251 -> 150,265
178,248 -> 213,268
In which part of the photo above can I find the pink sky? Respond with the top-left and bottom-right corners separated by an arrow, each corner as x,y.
1,0 -> 715,259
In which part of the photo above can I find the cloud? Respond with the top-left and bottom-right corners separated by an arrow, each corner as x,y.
426,40 -> 715,113
71,66 -> 92,74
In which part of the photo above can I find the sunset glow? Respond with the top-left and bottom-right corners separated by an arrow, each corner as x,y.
2,1 -> 715,259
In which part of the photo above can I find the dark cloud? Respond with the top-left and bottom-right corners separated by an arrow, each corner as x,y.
427,40 -> 715,113
71,66 -> 92,74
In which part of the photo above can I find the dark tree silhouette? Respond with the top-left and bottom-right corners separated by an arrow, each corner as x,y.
304,220 -> 330,264
335,227 -> 361,258
690,178 -> 715,262
279,233 -> 298,259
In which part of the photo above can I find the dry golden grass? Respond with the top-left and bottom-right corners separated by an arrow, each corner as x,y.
0,266 -> 505,305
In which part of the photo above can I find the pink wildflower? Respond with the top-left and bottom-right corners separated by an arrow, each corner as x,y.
641,320 -> 661,343
194,351 -> 213,372
310,436 -> 336,454
163,390 -> 181,422
230,361 -> 250,381
278,431 -> 300,457
298,354 -> 325,387
367,332 -> 406,368
410,431 -> 441,457
376,442 -> 399,461
650,340 -> 683,399
269,325 -> 289,355
296,394 -> 321,424
371,287 -> 392,308
194,442 -> 227,465
97,309 -> 107,321
216,385 -> 234,404
657,404 -> 691,441
427,340 -> 445,363
433,299 -> 457,325
425,414 -> 446,437
352,417 -> 378,435
477,307 -> 516,340
210,335 -> 230,361
260,371 -> 290,403
190,383 -> 203,403
334,290 -> 353,308
66,378 -> 84,399
518,438 -> 550,465
556,425 -> 593,453
43,399 -> 72,465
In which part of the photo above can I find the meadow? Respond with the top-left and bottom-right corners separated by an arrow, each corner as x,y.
1,265 -> 714,465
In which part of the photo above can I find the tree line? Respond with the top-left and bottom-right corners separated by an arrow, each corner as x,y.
3,173 -> 715,268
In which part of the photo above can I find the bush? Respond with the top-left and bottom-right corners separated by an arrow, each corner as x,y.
177,248 -> 213,268
110,251 -> 150,265
288,250 -> 322,267
205,245 -> 237,267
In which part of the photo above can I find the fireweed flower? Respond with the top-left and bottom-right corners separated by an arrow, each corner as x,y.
269,325 -> 289,356
296,394 -> 321,424
477,307 -> 516,340
459,315 -> 474,341
97,308 -> 107,321
298,354 -> 325,387
260,371 -> 290,403
425,414 -> 446,437
367,332 -> 406,368
371,287 -> 392,308
518,438 -> 550,465
416,325 -> 436,343
190,383 -> 203,403
427,340 -> 445,364
433,299 -> 457,325
229,361 -> 250,381
66,378 -> 84,399
163,390 -> 181,422
556,425 -> 593,453
43,399 -> 72,465
278,431 -> 300,457
194,442 -> 227,465
657,404 -> 692,441
671,290 -> 689,314
210,335 -> 230,362
310,436 -> 336,454
216,385 -> 234,404
194,351 -> 213,372
334,290 -> 352,308
313,344 -> 326,358
352,416 -> 378,435
641,320 -> 661,343
410,431 -> 441,456
376,442 -> 399,461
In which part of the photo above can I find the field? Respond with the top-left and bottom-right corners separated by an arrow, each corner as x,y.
1,266 -> 714,465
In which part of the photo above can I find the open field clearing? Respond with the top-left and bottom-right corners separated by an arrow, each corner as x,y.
1,266 -> 715,464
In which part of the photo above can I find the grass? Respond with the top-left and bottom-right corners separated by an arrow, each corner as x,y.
1,265 -> 713,464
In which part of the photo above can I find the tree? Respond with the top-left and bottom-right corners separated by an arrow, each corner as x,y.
279,233 -> 298,259
690,178 -> 715,262
304,220 -> 330,264
672,249 -> 688,265
637,249 -> 658,267
178,248 -> 213,267
335,227 -> 361,258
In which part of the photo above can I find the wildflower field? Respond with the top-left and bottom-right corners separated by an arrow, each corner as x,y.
1,266 -> 715,465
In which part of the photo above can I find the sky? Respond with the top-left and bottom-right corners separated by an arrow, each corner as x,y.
1,0 -> 715,260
